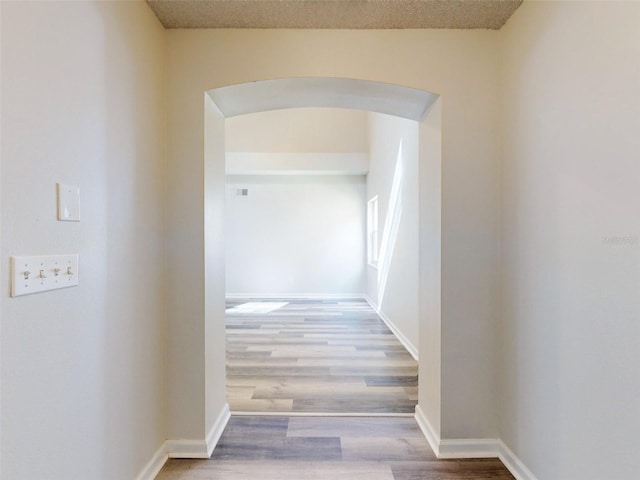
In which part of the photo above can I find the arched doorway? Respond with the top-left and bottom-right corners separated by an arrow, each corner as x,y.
183,77 -> 442,458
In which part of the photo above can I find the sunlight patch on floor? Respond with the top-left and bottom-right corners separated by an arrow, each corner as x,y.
226,302 -> 289,314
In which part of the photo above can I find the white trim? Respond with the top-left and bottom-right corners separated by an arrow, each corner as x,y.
205,403 -> 231,457
414,407 -> 538,480
134,442 -> 168,480
226,293 -> 366,300
438,438 -> 499,459
166,404 -> 231,459
365,295 -> 418,361
415,405 -> 498,459
498,440 -> 540,480
166,438 -> 210,459
415,405 -> 440,457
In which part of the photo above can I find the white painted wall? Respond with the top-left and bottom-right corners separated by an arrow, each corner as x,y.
204,96 -> 229,443
226,107 -> 369,175
366,113 -> 419,356
226,175 -> 366,296
500,1 -> 640,479
167,28 -> 501,441
418,99 -> 443,439
226,152 -> 369,176
226,108 -> 369,153
0,2 -> 167,479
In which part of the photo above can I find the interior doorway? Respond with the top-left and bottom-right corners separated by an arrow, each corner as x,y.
202,77 -> 442,454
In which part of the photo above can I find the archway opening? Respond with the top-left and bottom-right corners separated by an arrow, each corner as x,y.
202,77 -> 442,454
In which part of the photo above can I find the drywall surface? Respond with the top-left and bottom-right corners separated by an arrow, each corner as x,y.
366,113 -> 419,353
167,28 -> 501,440
204,96 -> 228,433
226,175 -> 366,295
418,99 -> 442,436
500,1 -> 640,478
1,2 -> 167,479
225,107 -> 369,175
226,107 -> 369,153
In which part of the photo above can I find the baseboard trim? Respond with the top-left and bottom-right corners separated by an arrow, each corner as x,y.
415,405 -> 498,459
365,295 -> 418,361
206,403 -> 231,457
498,440 -> 539,480
415,405 -> 440,457
226,293 -> 367,300
415,407 -> 537,479
438,438 -> 499,459
166,438 -> 209,459
134,441 -> 168,480
166,403 -> 231,459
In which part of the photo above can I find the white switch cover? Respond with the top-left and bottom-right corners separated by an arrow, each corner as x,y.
57,183 -> 80,221
10,254 -> 79,297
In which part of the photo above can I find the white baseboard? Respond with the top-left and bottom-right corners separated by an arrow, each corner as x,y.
134,441 -> 168,480
206,403 -> 231,457
415,405 -> 441,457
415,406 -> 537,480
415,406 -> 498,459
438,438 -> 499,459
226,293 -> 366,300
497,440 -> 539,480
365,295 -> 418,361
166,438 -> 210,459
166,403 -> 231,459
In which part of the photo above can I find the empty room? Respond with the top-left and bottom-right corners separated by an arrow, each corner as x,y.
1,1 -> 638,480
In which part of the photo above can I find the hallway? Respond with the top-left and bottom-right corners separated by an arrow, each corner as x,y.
225,298 -> 418,414
156,416 -> 514,479
155,299 -> 514,479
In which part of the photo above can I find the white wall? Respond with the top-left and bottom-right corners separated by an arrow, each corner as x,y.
167,28 -> 501,441
1,2 -> 167,479
226,107 -> 369,153
225,107 -> 369,175
366,112 -> 419,356
418,99 -> 443,439
500,2 -> 640,479
204,96 -> 228,439
226,175 -> 366,296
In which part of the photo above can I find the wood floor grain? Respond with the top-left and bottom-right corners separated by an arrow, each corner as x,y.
156,416 -> 515,480
225,298 -> 418,414
154,299 -> 514,478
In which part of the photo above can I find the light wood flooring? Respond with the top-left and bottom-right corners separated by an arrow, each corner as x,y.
156,416 -> 515,479
155,298 -> 515,479
224,298 -> 418,414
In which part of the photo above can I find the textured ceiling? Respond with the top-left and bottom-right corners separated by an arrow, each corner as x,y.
147,0 -> 523,30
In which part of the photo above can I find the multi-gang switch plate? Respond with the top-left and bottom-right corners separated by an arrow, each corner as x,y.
10,254 -> 79,297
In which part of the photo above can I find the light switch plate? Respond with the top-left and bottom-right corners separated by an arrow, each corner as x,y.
57,183 -> 80,221
10,254 -> 79,297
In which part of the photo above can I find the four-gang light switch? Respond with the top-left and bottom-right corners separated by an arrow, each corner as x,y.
11,254 -> 79,297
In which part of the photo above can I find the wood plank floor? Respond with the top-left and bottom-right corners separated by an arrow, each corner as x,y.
156,416 -> 515,479
225,298 -> 418,414
155,298 -> 515,479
